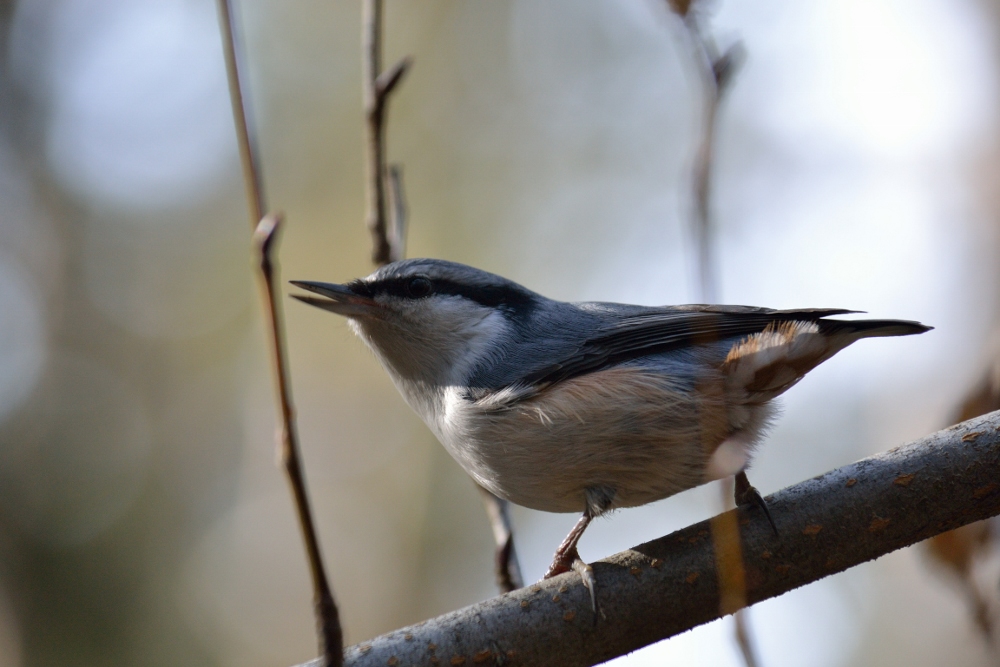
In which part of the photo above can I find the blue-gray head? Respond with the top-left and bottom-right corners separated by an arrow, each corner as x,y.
292,259 -> 541,387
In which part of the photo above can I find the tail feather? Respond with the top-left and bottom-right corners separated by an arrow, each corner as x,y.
818,318 -> 932,339
724,317 -> 931,404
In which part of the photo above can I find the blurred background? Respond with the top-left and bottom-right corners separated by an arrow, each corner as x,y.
0,0 -> 999,665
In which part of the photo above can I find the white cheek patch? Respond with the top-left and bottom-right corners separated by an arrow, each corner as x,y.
345,294 -> 513,430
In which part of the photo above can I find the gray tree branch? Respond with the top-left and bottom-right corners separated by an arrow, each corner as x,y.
297,410 -> 1000,667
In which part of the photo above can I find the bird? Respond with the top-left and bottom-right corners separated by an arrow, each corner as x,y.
291,258 -> 931,610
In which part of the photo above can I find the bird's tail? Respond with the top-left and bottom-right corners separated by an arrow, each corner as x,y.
819,318 -> 932,339
723,317 -> 931,404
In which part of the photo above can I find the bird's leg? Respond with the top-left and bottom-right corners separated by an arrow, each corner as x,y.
544,511 -> 597,613
734,470 -> 778,536
544,512 -> 593,578
544,487 -> 613,615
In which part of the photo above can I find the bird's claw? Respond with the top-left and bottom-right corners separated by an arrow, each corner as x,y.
571,558 -> 598,616
544,548 -> 599,617
735,473 -> 778,536
544,546 -> 578,578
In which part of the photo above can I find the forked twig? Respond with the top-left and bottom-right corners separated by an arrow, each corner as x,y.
363,0 -> 411,265
217,1 -> 342,664
360,0 -> 524,594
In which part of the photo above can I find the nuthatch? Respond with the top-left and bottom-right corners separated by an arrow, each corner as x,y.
292,258 -> 930,608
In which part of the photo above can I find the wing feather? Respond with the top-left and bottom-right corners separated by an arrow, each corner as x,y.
520,305 -> 860,386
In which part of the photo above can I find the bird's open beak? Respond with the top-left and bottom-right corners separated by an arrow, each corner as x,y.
289,281 -> 382,318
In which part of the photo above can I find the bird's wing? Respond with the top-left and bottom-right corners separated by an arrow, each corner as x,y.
519,305 -> 859,387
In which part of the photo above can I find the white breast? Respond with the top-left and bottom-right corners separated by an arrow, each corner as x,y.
430,365 -> 767,514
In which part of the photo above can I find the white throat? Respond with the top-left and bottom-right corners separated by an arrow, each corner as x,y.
349,296 -> 510,422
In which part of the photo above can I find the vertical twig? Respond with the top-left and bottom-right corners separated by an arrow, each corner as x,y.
360,0 -> 524,594
256,216 -> 344,667
479,486 -> 524,592
217,2 -> 343,665
718,485 -> 760,667
363,0 -> 411,265
217,0 -> 264,224
667,2 -> 756,665
682,12 -> 743,305
714,491 -> 759,666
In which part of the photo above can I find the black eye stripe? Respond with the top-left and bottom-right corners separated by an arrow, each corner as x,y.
358,276 -> 536,312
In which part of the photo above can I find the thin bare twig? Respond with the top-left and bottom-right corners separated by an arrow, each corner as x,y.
217,0 -> 264,225
217,1 -> 342,664
478,486 -> 524,593
295,411 -> 1000,667
363,0 -> 411,265
256,216 -> 343,666
360,0 -> 524,594
713,480 -> 760,667
681,13 -> 744,304
733,608 -> 760,667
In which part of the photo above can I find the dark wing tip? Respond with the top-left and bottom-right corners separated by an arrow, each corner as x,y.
671,305 -> 866,318
908,321 -> 934,334
786,308 -> 864,318
820,318 -> 933,338
883,320 -> 935,336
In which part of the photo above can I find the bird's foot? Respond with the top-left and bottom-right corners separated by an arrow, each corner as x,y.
735,471 -> 778,537
544,545 -> 580,578
544,547 -> 598,614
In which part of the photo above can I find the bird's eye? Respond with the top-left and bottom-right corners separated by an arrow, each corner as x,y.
406,276 -> 433,298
